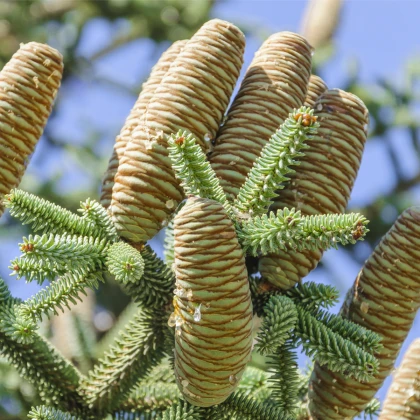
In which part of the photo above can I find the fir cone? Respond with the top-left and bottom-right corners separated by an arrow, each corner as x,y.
259,89 -> 368,290
303,75 -> 328,108
380,338 -> 420,420
309,207 -> 420,419
170,197 -> 253,407
210,32 -> 312,199
0,42 -> 63,216
100,40 -> 187,209
110,19 -> 245,243
301,0 -> 343,49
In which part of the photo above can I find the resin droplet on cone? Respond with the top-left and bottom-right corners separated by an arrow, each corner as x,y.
171,197 -> 253,407
110,19 -> 245,243
0,42 -> 63,215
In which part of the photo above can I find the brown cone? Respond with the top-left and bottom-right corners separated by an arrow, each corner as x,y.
0,42 -> 63,216
259,89 -> 368,290
309,207 -> 420,419
110,19 -> 245,243
304,75 -> 328,108
210,31 -> 312,199
100,40 -> 187,209
171,197 -> 253,407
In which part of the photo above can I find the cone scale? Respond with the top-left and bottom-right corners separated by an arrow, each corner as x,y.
170,197 -> 253,407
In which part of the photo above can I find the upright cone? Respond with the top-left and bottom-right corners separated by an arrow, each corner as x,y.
110,19 -> 245,243
210,32 -> 312,199
380,338 -> 420,420
100,40 -> 187,209
309,207 -> 420,419
171,197 -> 253,407
0,42 -> 63,215
259,89 -> 368,290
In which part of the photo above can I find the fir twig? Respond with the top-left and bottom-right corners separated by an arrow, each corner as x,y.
238,366 -> 271,401
123,245 -> 174,309
286,282 -> 339,311
237,209 -> 368,256
268,344 -> 300,415
234,107 -> 319,216
256,295 -> 297,355
28,406 -> 83,420
214,392 -> 295,420
155,399 -> 203,420
9,257 -> 58,284
0,301 -> 37,344
18,272 -> 104,322
79,306 -> 167,414
168,130 -> 232,214
119,381 -> 180,413
294,306 -> 379,382
362,398 -> 380,419
78,198 -> 119,242
4,190 -> 103,238
106,242 -> 144,284
313,309 -> 383,354
0,279 -> 86,414
17,234 -> 108,274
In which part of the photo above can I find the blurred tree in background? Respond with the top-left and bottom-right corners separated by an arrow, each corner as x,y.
1,0 -> 420,418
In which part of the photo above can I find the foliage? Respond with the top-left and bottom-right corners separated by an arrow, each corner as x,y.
1,3 -> 420,420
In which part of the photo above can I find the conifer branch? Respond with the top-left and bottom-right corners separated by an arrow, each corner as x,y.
16,234 -> 108,280
78,198 -> 119,242
79,306 -> 167,415
106,242 -> 144,284
18,272 -> 104,322
9,257 -> 58,284
237,209 -> 368,256
155,400 -> 204,420
123,245 -> 174,309
363,398 -> 380,419
1,301 -> 37,344
4,190 -> 103,238
234,107 -> 319,216
119,381 -> 180,413
256,295 -> 297,355
0,281 -> 86,414
213,392 -> 295,420
28,406 -> 83,420
294,306 -> 379,382
313,309 -> 383,354
168,130 -> 232,214
238,366 -> 271,401
286,282 -> 339,311
268,344 -> 300,415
